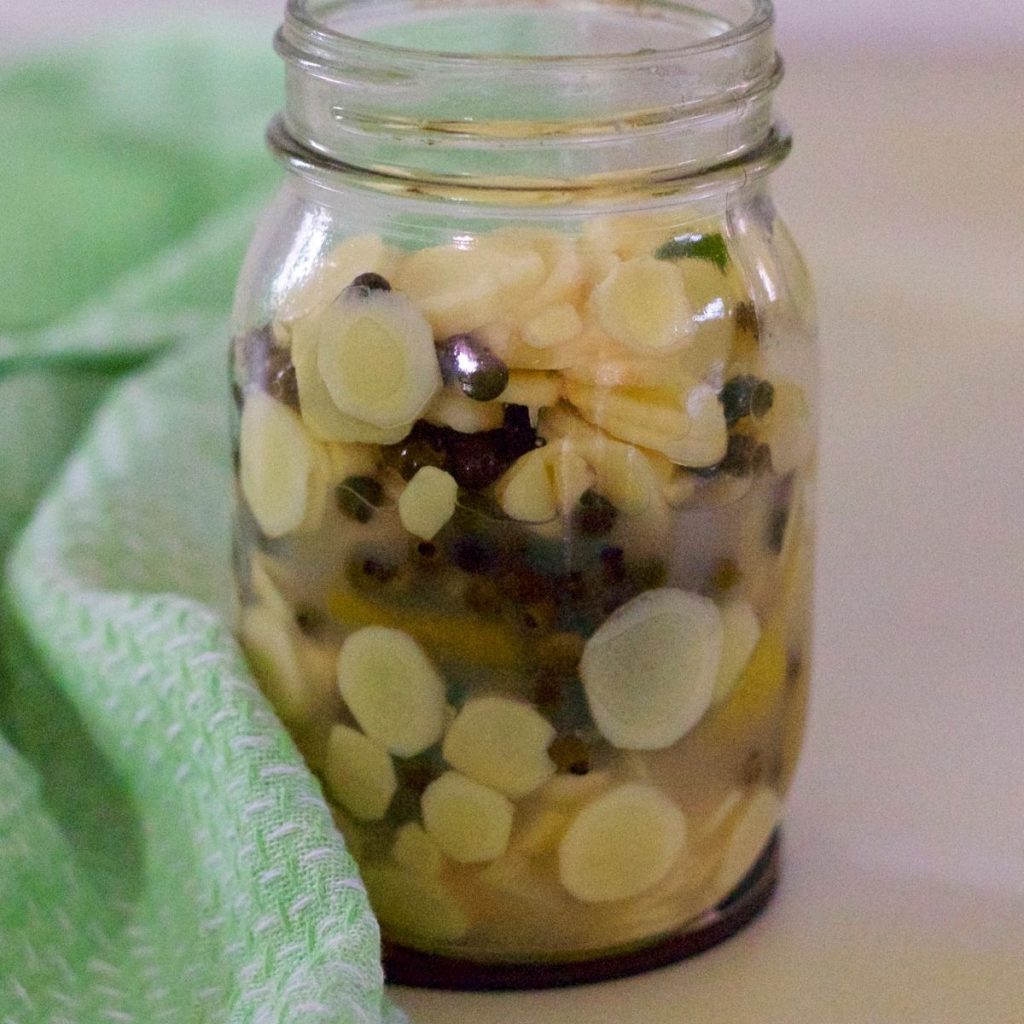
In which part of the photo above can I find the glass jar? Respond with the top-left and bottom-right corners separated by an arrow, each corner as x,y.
231,0 -> 816,989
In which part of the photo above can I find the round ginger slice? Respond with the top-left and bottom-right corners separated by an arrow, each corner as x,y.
558,783 -> 687,903
337,626 -> 446,757
580,588 -> 723,750
323,725 -> 397,822
398,466 -> 458,541
592,256 -> 694,353
239,392 -> 326,538
317,289 -> 441,429
421,771 -> 514,864
442,696 -> 557,799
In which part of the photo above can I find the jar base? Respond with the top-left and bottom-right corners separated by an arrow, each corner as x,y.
384,829 -> 781,991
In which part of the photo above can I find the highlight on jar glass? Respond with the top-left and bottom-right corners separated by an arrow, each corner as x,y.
230,0 -> 816,989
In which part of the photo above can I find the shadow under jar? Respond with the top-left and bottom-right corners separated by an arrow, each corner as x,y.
231,0 -> 817,990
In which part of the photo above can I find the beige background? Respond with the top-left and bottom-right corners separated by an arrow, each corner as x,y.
4,3 -> 1023,1022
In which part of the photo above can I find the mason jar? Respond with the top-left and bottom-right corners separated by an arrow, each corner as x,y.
231,0 -> 816,989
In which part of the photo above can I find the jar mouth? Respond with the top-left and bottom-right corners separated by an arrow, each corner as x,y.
283,0 -> 774,67
275,0 -> 785,199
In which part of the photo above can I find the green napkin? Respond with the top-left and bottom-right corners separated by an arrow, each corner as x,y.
0,28 -> 405,1024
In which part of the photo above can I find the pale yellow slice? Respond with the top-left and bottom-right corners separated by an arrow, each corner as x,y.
398,466 -> 459,541
394,242 -> 545,337
564,379 -> 728,468
442,696 -> 557,799
558,783 -> 687,903
498,371 -> 563,410
580,588 -> 724,750
591,256 -> 694,353
239,392 -> 327,538
421,771 -> 514,864
497,441 -> 595,523
239,605 -> 311,726
337,626 -> 446,757
423,387 -> 505,433
292,332 -> 413,444
323,724 -> 397,822
712,599 -> 762,705
391,822 -> 445,877
317,290 -> 441,429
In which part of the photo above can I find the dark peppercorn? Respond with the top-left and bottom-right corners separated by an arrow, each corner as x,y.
751,379 -> 775,419
718,434 -> 761,477
295,607 -> 326,635
348,556 -> 399,590
573,490 -> 618,537
534,632 -> 584,676
438,334 -> 510,402
741,748 -> 768,786
336,476 -> 385,523
412,540 -> 440,566
349,272 -> 392,293
711,558 -> 743,592
786,651 -> 804,686
559,571 -> 588,603
518,602 -> 557,632
237,325 -> 300,409
451,535 -> 499,576
533,675 -> 562,714
384,423 -> 449,481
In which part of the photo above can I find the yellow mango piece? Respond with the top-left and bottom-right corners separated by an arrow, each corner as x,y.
326,589 -> 523,670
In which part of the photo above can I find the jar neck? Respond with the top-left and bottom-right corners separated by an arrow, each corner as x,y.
272,0 -> 788,203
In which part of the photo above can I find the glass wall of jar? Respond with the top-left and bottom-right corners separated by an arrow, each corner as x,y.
230,0 -> 816,988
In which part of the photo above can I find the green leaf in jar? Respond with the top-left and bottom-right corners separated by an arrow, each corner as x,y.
654,232 -> 730,273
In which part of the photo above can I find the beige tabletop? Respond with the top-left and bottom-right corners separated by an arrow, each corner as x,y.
5,9 -> 1023,1021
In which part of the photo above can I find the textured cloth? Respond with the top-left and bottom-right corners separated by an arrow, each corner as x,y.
0,29 -> 405,1024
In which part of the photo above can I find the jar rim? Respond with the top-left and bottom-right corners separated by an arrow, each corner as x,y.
284,0 -> 774,69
